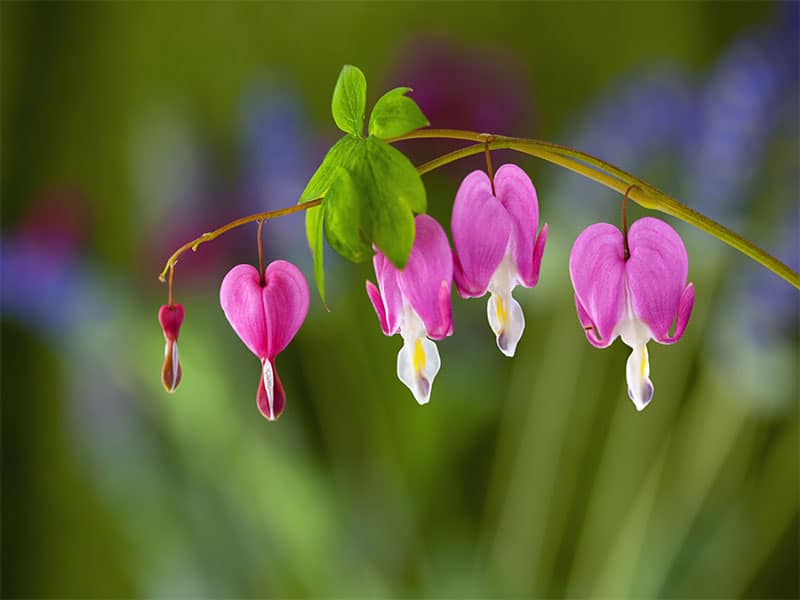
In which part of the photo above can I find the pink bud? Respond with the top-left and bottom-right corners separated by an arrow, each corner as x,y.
158,303 -> 185,341
158,304 -> 185,393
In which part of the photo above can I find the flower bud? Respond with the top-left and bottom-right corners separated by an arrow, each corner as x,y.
158,304 -> 185,393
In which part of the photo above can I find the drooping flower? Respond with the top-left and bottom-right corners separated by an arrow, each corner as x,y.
366,214 -> 453,405
451,163 -> 548,357
569,217 -> 695,410
158,303 -> 185,393
220,260 -> 309,421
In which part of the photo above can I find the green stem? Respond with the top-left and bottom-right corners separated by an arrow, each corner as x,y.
394,128 -> 799,289
157,198 -> 322,282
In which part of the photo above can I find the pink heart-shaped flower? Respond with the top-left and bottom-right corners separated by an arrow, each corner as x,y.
220,260 -> 309,420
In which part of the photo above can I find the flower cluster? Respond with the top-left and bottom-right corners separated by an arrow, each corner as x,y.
158,162 -> 696,420
364,164 -> 549,405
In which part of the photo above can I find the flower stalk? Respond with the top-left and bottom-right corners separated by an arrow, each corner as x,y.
158,130 -> 799,291
392,128 -> 800,290
157,198 -> 322,283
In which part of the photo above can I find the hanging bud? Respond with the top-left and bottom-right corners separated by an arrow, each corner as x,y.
158,304 -> 185,393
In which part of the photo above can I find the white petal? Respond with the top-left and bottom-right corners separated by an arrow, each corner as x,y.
626,343 -> 654,411
487,292 -> 525,357
262,359 -> 275,419
170,341 -> 180,392
162,340 -> 181,393
396,335 -> 441,405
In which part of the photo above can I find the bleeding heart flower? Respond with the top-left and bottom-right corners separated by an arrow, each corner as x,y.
451,163 -> 548,357
158,303 -> 185,393
366,214 -> 453,405
569,217 -> 695,410
220,260 -> 309,421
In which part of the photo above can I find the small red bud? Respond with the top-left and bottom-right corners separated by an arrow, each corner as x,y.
158,304 -> 185,393
158,303 -> 185,341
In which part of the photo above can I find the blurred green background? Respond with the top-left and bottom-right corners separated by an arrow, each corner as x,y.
2,2 -> 798,598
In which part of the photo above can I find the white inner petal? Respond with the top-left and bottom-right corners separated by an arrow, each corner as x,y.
618,315 -> 652,348
486,254 -> 525,357
617,281 -> 654,411
487,292 -> 525,357
487,253 -> 518,296
397,305 -> 440,405
170,340 -> 180,393
397,336 -> 441,405
262,359 -> 275,420
626,343 -> 654,411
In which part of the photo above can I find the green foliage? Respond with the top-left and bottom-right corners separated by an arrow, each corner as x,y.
331,65 -> 367,137
369,87 -> 430,139
302,66 -> 429,302
301,136 -> 363,304
324,137 -> 425,266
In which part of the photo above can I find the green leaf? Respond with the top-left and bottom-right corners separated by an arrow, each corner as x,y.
331,65 -> 367,137
362,136 -> 425,267
300,136 -> 361,303
301,64 -> 430,302
368,87 -> 429,139
323,136 -> 426,269
323,165 -> 371,262
304,204 -> 326,305
300,136 -> 361,201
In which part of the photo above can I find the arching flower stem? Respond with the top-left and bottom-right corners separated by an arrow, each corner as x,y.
157,198 -> 322,282
399,129 -> 799,289
157,130 -> 799,291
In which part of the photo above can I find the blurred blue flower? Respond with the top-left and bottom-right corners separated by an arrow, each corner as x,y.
238,79 -> 317,263
707,87 -> 798,413
1,189 -> 105,338
682,6 -> 798,225
1,188 -> 213,593
126,78 -> 322,286
550,66 -> 692,225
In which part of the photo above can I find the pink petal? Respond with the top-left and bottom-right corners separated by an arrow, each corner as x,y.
158,303 -> 185,341
262,260 -> 310,358
220,264 -> 269,358
436,279 -> 453,338
658,283 -> 694,344
568,223 -> 626,348
397,214 -> 454,340
220,261 -> 309,360
493,164 -> 542,287
451,170 -> 512,298
366,281 -> 391,335
520,223 -> 548,288
574,293 -> 608,348
626,218 -> 692,343
371,252 -> 403,335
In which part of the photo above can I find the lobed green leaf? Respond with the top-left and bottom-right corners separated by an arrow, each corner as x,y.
300,136 -> 361,304
331,65 -> 367,137
302,66 -> 429,303
324,136 -> 425,269
368,87 -> 429,139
